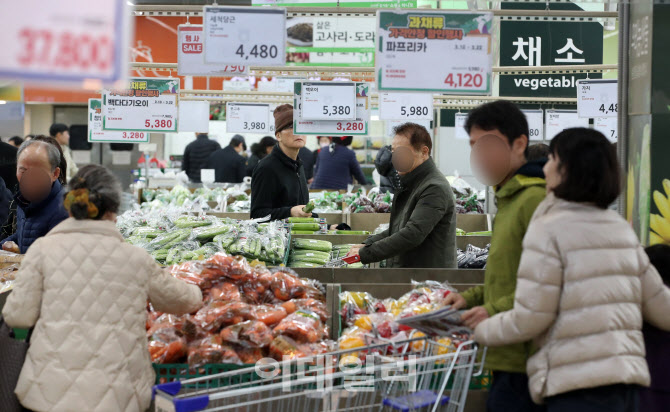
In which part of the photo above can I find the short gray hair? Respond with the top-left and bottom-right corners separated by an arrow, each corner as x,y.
17,140 -> 61,171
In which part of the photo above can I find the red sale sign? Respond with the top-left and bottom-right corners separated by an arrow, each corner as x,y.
0,0 -> 131,84
177,25 -> 247,76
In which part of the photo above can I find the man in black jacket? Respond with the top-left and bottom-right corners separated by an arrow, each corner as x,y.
251,104 -> 313,220
348,123 -> 457,268
182,133 -> 221,183
205,135 -> 246,183
0,141 -> 18,193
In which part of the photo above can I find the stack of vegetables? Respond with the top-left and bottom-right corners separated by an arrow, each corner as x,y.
457,244 -> 489,269
288,238 -> 333,268
147,253 -> 335,370
118,210 -> 288,266
287,217 -> 327,235
288,241 -> 366,269
345,190 -> 393,214
142,185 -> 250,212
338,281 -> 468,355
456,228 -> 492,237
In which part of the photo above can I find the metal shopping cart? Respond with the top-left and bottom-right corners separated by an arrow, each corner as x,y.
153,335 -> 486,412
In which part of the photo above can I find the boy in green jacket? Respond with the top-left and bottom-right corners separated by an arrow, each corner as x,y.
444,101 -> 546,412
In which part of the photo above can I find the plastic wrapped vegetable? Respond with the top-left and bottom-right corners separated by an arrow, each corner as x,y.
273,310 -> 326,343
269,335 -> 331,361
281,298 -> 329,323
254,304 -> 288,327
237,347 -> 267,364
174,215 -> 214,229
201,253 -> 252,282
147,325 -> 187,364
293,238 -> 332,253
191,301 -> 255,332
187,336 -> 241,369
219,320 -> 274,348
207,281 -> 242,302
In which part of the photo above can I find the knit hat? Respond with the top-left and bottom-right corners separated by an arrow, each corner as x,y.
274,104 -> 294,134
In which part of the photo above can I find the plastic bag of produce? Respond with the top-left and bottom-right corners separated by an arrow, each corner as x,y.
220,320 -> 274,348
273,309 -> 327,343
281,298 -> 329,323
191,223 -> 236,242
187,336 -> 242,369
213,228 -> 240,250
191,301 -> 255,332
269,335 -> 333,361
237,347 -> 267,364
170,261 -> 210,289
254,304 -> 288,327
207,281 -> 242,302
202,253 -> 252,282
352,312 -> 395,332
148,325 -> 187,364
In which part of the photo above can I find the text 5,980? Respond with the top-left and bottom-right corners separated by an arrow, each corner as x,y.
144,119 -> 174,129
16,28 -> 113,70
122,132 -> 145,140
336,122 -> 364,131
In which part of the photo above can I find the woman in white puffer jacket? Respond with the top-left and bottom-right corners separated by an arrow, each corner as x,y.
475,128 -> 670,412
3,165 -> 203,412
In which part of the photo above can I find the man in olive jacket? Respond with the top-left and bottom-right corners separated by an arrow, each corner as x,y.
349,123 -> 456,268
444,101 -> 546,412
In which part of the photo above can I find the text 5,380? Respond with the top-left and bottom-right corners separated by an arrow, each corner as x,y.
144,119 -> 174,129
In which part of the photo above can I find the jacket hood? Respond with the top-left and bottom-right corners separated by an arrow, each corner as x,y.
48,217 -> 124,241
496,162 -> 546,199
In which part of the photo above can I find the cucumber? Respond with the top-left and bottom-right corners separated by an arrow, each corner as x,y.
290,256 -> 329,265
174,216 -> 212,229
336,230 -> 369,235
291,230 -> 318,235
290,250 -> 332,260
291,223 -> 322,231
293,238 -> 332,253
288,217 -> 318,223
194,224 -> 233,242
302,201 -> 316,213
289,262 -> 320,268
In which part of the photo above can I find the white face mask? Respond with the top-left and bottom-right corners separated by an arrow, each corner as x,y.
320,142 -> 330,148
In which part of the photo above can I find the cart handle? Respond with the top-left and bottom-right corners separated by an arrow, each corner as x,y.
472,345 -> 488,377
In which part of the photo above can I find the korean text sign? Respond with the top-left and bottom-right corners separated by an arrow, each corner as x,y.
0,0 -> 130,84
499,18 -> 603,98
376,11 -> 493,94
102,78 -> 179,133
88,99 -> 149,143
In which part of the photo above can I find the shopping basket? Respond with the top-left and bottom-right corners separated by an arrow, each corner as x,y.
153,335 -> 486,412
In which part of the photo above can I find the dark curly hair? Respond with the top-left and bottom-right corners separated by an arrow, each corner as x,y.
67,165 -> 121,220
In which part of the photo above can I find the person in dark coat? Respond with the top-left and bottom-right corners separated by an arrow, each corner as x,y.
1,140 -> 69,254
640,244 -> 670,412
182,133 -> 221,183
205,135 -> 246,183
0,178 -> 12,229
311,136 -> 368,190
299,146 -> 316,182
0,140 -> 18,193
250,104 -> 314,220
348,123 -> 457,268
246,136 -> 276,177
375,145 -> 401,194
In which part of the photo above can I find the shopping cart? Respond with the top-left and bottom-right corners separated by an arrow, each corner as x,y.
153,335 -> 486,412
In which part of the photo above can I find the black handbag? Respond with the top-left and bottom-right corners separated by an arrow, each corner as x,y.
0,317 -> 31,412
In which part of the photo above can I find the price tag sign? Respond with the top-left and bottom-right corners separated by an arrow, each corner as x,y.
102,78 -> 179,133
0,0 -> 130,84
300,82 -> 356,121
523,109 -> 545,141
226,103 -> 272,134
386,119 -> 432,137
379,92 -> 433,120
545,110 -> 589,140
577,79 -> 618,118
178,100 -> 210,133
204,6 -> 286,66
178,25 -> 247,76
88,99 -> 149,143
294,83 -> 370,136
454,113 -> 469,140
594,116 -> 618,142
376,10 -> 493,94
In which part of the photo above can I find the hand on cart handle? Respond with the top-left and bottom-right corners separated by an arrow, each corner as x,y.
347,244 -> 366,258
